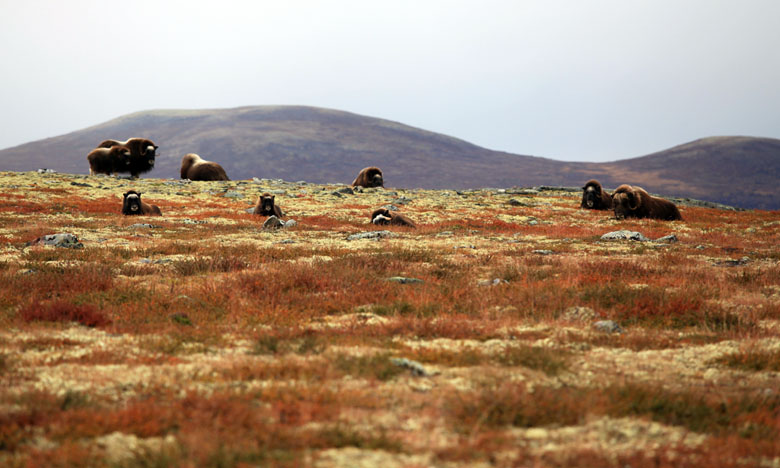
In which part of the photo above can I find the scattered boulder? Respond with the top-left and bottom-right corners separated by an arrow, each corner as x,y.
386,276 -> 423,284
600,230 -> 651,242
594,320 -> 624,334
390,357 -> 437,377
533,249 -> 554,255
262,216 -> 285,230
654,234 -> 679,243
716,256 -> 750,267
346,231 -> 395,241
27,233 -> 84,249
336,187 -> 354,195
284,219 -> 298,228
478,278 -> 509,287
127,223 -> 157,229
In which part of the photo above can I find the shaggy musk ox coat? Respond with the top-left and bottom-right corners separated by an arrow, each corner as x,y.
87,145 -> 132,176
97,138 -> 158,177
612,184 -> 682,221
180,153 -> 230,181
121,191 -> 162,216
370,208 -> 415,228
580,179 -> 612,210
352,167 -> 384,188
253,193 -> 283,217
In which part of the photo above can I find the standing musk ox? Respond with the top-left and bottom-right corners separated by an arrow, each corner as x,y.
253,193 -> 284,217
87,145 -> 132,176
352,167 -> 384,188
611,185 -> 682,221
370,208 -> 416,228
581,179 -> 613,210
180,153 -> 230,181
97,138 -> 158,177
121,190 -> 162,216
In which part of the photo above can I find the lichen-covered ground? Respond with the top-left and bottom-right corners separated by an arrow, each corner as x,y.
0,171 -> 778,467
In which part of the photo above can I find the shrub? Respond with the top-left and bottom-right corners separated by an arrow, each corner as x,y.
19,300 -> 110,328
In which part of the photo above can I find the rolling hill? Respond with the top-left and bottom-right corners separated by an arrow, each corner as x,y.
0,106 -> 778,209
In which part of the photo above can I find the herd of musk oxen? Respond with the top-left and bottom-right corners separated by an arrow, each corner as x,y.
88,138 -> 683,223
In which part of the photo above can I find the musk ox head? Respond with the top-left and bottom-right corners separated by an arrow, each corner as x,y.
122,190 -> 144,215
582,181 -> 600,208
112,146 -> 132,168
611,185 -> 641,219
259,193 -> 275,214
371,208 -> 392,225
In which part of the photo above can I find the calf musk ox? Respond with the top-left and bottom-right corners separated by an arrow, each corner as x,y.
580,179 -> 612,210
180,153 -> 230,181
611,184 -> 682,221
97,138 -> 158,177
121,191 -> 162,216
253,193 -> 284,217
87,145 -> 132,176
370,208 -> 416,228
352,167 -> 384,188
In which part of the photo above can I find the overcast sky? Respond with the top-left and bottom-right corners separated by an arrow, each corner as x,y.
1,0 -> 778,161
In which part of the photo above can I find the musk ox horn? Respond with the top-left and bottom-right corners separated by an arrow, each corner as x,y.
628,188 -> 640,211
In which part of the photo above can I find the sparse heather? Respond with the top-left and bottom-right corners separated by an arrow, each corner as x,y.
0,170 -> 779,468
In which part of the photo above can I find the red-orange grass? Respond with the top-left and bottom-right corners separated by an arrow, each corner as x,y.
19,300 -> 111,328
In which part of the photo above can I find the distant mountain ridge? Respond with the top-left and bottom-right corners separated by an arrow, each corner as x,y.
0,106 -> 778,209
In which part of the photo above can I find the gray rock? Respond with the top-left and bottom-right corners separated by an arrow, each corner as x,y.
276,239 -> 296,244
600,230 -> 650,242
454,245 -> 476,250
347,230 -> 394,241
393,196 -> 413,205
654,234 -> 679,243
478,278 -> 509,287
283,219 -> 297,228
70,182 -> 92,187
508,198 -> 533,207
181,218 -> 208,225
37,168 -> 57,173
516,188 -> 539,195
533,250 -> 554,255
336,187 -> 354,195
127,223 -> 157,229
386,276 -> 423,284
382,204 -> 399,211
330,191 -> 343,197
594,320 -> 624,333
716,256 -> 750,267
262,216 -> 285,230
527,220 -> 539,226
390,358 -> 437,377
436,231 -> 454,237
29,233 -> 84,249
223,191 -> 244,199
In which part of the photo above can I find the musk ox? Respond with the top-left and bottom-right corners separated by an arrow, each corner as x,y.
180,153 -> 230,181
253,193 -> 284,217
352,167 -> 384,188
87,145 -> 132,176
611,184 -> 682,221
121,190 -> 162,216
370,208 -> 416,228
97,138 -> 158,177
581,179 -> 613,210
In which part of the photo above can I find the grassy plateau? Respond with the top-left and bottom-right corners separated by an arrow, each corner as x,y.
0,171 -> 778,467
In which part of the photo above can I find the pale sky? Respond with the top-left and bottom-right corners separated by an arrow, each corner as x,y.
1,0 -> 778,162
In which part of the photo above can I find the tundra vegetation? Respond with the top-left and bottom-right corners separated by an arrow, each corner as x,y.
0,171 -> 778,467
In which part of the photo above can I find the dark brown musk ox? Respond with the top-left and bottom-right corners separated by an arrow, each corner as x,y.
252,193 -> 284,217
180,153 -> 230,181
352,167 -> 384,188
611,184 -> 682,221
370,208 -> 416,227
96,138 -> 158,177
87,145 -> 132,176
121,190 -> 162,216
580,179 -> 613,210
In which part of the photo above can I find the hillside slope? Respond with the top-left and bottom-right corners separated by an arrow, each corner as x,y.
0,106 -> 777,209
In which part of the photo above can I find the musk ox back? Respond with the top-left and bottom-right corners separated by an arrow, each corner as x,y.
352,167 -> 384,188
87,146 -> 132,176
122,191 -> 162,216
97,138 -> 158,177
581,179 -> 612,210
612,184 -> 682,221
180,153 -> 230,181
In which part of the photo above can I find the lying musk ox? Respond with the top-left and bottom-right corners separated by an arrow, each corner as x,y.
352,167 -> 384,188
87,145 -> 132,176
121,191 -> 162,216
180,153 -> 230,181
370,208 -> 415,228
97,138 -> 158,177
580,179 -> 612,210
253,193 -> 284,217
611,184 -> 682,221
